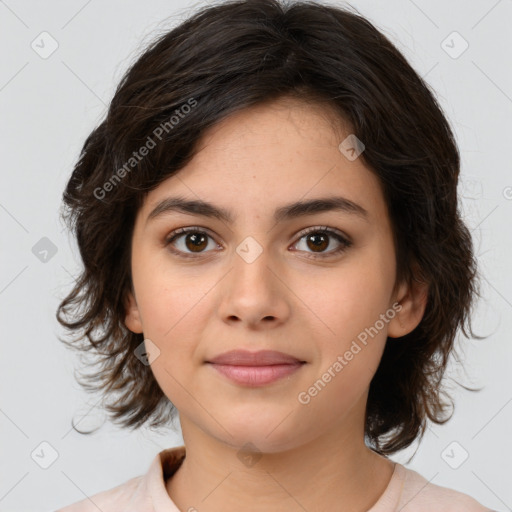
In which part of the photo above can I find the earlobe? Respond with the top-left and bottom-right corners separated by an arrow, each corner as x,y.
387,277 -> 429,339
124,290 -> 143,334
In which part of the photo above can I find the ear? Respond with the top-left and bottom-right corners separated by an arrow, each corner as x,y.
387,272 -> 429,339
124,290 -> 143,334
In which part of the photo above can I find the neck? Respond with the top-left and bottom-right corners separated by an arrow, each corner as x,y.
166,418 -> 395,511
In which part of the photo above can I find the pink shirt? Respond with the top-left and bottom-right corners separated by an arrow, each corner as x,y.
56,445 -> 493,511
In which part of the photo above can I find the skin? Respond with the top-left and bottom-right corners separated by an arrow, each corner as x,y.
124,96 -> 428,511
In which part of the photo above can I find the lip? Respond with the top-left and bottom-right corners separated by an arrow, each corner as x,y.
206,350 -> 306,387
207,349 -> 303,366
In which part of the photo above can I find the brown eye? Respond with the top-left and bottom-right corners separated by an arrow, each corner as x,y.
292,227 -> 352,258
305,232 -> 329,252
184,232 -> 208,252
165,228 -> 219,257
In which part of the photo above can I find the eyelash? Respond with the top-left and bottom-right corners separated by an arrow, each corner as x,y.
164,226 -> 352,260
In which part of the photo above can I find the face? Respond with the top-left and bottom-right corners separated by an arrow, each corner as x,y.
125,97 -> 426,453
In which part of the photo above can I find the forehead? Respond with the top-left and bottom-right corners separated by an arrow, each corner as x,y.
140,97 -> 388,226
192,97 -> 351,161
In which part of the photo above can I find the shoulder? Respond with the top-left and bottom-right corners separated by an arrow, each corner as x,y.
396,464 -> 494,512
55,475 -> 145,512
55,446 -> 185,512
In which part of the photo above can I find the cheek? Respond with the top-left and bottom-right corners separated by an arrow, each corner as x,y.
131,258 -> 214,373
132,246 -> 215,339
137,284 -> 209,411
298,253 -> 395,345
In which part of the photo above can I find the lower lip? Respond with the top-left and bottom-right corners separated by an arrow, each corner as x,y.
208,363 -> 304,386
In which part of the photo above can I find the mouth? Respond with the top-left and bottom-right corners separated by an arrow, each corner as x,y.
205,350 -> 306,387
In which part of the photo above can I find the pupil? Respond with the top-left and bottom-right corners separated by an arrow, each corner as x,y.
187,233 -> 207,252
308,233 -> 327,251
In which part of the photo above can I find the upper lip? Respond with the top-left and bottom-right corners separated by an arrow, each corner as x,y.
206,350 -> 304,366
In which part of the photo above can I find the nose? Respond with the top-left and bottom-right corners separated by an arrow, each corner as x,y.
217,243 -> 291,330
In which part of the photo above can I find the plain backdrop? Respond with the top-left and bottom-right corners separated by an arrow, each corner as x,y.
0,0 -> 511,510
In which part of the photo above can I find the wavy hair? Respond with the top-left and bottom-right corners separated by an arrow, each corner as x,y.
57,0 -> 481,454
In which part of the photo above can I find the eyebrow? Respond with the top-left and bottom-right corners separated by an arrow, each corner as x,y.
146,195 -> 369,225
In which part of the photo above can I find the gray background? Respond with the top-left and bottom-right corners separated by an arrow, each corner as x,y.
1,0 -> 511,510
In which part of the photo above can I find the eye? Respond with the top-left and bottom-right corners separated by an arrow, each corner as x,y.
165,227 -> 220,258
164,225 -> 352,260
291,226 -> 352,259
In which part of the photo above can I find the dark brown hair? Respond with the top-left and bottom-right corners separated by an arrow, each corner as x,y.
57,0 -> 481,454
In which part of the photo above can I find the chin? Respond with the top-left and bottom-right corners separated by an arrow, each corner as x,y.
211,413 -> 304,454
